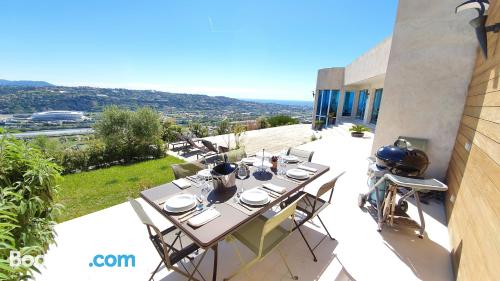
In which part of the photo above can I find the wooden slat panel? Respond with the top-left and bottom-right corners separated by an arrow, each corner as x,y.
468,75 -> 500,96
470,144 -> 500,188
465,92 -> 500,107
462,106 -> 500,124
447,2 -> 500,279
461,115 -> 500,142
469,65 -> 500,87
455,128 -> 472,160
467,129 -> 500,165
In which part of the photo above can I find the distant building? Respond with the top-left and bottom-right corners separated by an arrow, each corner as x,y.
31,111 -> 85,122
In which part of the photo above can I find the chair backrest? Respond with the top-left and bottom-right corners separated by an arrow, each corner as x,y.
257,194 -> 305,256
314,172 -> 345,210
129,198 -> 155,226
287,147 -> 314,162
185,136 -> 200,148
201,140 -> 218,153
129,199 -> 173,268
171,162 -> 204,179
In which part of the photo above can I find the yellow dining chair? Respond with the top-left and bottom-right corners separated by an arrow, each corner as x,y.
223,194 -> 306,281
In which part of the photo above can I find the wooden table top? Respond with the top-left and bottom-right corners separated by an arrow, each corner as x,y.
140,162 -> 330,248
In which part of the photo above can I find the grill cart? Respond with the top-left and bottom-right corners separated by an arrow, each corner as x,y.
358,138 -> 448,238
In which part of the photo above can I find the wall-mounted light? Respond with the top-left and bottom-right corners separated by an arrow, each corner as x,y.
456,0 -> 500,59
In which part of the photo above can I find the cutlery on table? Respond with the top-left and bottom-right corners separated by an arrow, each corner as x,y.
261,185 -> 283,195
180,207 -> 209,223
237,201 -> 253,211
178,208 -> 198,220
258,187 -> 279,198
278,176 -> 302,184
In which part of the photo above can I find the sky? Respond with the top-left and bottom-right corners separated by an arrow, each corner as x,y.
0,0 -> 398,101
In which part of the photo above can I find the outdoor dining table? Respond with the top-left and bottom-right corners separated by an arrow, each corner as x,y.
140,161 -> 330,281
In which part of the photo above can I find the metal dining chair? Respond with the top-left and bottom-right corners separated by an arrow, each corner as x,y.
281,171 -> 345,262
171,162 -> 204,180
223,194 -> 306,281
129,199 -> 207,281
286,147 -> 314,162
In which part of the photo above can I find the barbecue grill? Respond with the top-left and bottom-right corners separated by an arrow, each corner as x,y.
358,138 -> 447,238
375,138 -> 429,177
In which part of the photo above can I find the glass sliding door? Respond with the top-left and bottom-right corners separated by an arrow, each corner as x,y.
328,90 -> 339,125
356,90 -> 368,120
314,89 -> 339,127
370,88 -> 383,124
320,90 -> 330,117
342,91 -> 354,116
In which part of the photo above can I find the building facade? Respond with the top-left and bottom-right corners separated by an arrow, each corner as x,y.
313,37 -> 391,128
315,0 -> 500,279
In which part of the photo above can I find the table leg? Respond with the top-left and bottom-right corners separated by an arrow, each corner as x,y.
212,243 -> 218,281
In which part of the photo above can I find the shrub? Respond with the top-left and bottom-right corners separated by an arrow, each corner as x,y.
94,106 -> 165,162
256,117 -> 269,129
267,115 -> 299,127
161,119 -> 183,143
215,119 -> 231,135
188,122 -> 209,138
60,147 -> 90,172
232,123 -> 246,149
0,132 -> 63,280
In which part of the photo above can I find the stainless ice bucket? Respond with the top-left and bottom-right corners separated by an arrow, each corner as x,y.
211,162 -> 237,193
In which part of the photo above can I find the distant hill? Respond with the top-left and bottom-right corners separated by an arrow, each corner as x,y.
241,98 -> 313,108
0,79 -> 54,87
0,85 -> 307,118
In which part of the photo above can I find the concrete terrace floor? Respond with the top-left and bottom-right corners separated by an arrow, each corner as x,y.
36,124 -> 453,281
169,124 -> 341,160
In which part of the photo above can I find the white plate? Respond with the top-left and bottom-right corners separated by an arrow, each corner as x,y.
197,169 -> 212,179
240,189 -> 270,206
163,194 -> 197,213
242,157 -> 258,165
283,155 -> 299,163
286,168 -> 309,180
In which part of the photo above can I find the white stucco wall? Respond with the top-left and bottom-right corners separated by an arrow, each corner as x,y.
345,37 -> 392,86
371,0 -> 477,180
316,67 -> 345,90
314,68 -> 345,122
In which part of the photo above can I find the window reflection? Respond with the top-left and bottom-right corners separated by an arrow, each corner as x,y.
356,90 -> 368,120
342,91 -> 354,116
370,89 -> 383,124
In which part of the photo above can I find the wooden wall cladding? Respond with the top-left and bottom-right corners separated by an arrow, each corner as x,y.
446,1 -> 500,279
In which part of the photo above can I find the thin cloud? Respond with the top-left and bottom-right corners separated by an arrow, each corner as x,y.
207,16 -> 240,33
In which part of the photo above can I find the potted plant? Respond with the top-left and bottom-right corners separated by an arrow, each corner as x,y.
314,120 -> 325,131
328,113 -> 336,125
349,124 -> 370,137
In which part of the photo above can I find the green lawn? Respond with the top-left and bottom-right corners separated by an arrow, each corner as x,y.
56,156 -> 184,222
